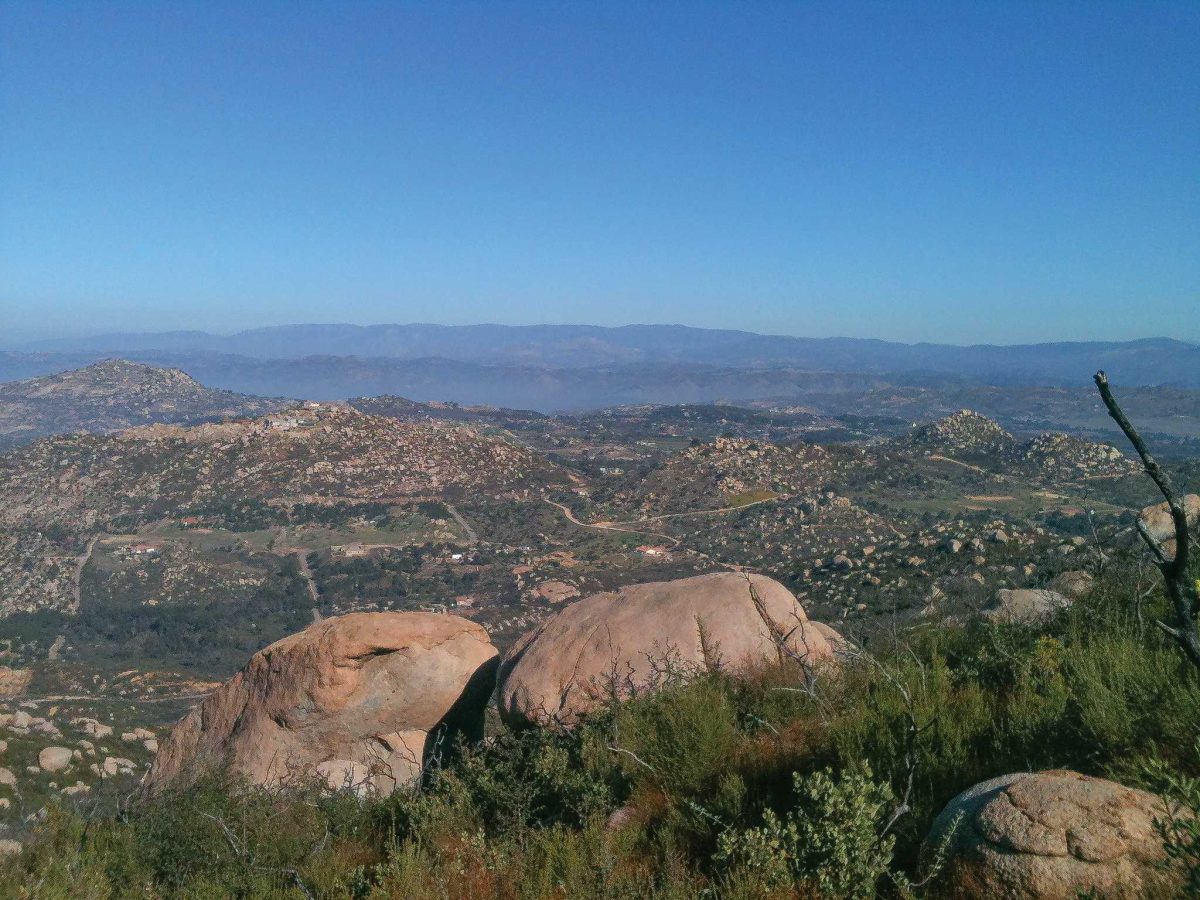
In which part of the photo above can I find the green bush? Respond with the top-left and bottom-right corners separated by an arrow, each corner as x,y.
715,766 -> 897,898
614,676 -> 741,797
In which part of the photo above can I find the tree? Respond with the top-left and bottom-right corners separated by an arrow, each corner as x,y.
1094,370 -> 1200,667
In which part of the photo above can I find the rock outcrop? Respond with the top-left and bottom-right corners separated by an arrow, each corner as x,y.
925,770 -> 1178,898
143,612 -> 498,796
982,588 -> 1070,625
498,572 -> 840,727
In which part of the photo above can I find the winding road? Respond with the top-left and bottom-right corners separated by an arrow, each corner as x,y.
543,499 -> 681,547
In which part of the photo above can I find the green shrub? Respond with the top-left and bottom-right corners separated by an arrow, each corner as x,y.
614,676 -> 741,797
715,766 -> 897,899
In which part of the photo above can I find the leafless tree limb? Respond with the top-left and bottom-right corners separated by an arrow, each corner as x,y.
1094,370 -> 1200,667
607,745 -> 656,774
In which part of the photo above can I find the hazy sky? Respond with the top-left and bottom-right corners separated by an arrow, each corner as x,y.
1,1 -> 1197,346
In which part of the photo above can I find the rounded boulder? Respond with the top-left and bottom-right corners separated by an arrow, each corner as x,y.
925,770 -> 1179,898
37,746 -> 72,773
982,589 -> 1070,625
143,612 -> 499,796
498,572 -> 840,727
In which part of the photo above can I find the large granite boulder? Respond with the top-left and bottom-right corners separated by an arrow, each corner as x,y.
1138,494 -> 1200,558
925,770 -> 1178,898
144,612 -> 498,796
982,588 -> 1071,625
498,572 -> 841,727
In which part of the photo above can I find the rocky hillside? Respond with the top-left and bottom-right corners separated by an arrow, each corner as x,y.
907,409 -> 1016,456
903,410 -> 1136,479
619,436 -> 843,515
0,405 -> 566,616
1015,431 -> 1136,479
0,360 -> 288,450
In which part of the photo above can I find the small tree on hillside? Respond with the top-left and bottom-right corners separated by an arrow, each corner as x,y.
1094,370 -> 1200,667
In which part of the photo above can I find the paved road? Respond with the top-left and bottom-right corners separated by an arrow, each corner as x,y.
543,499 -> 681,547
292,549 -> 320,604
71,535 -> 100,610
47,635 -> 66,661
606,492 -> 793,527
445,503 -> 480,544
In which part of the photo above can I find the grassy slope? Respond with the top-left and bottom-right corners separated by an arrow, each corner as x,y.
0,549 -> 1197,897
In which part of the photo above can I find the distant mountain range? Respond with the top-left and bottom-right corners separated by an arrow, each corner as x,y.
19,324 -> 1200,385
4,325 -> 1199,414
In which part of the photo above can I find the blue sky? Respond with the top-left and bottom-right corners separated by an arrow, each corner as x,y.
1,1 -> 1197,345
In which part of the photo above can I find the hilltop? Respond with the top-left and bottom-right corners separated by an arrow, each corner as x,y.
0,359 -> 288,450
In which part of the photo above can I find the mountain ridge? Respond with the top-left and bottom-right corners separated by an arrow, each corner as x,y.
17,324 -> 1199,388
0,359 -> 290,450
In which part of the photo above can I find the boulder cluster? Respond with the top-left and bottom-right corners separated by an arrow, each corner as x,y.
146,572 -> 842,795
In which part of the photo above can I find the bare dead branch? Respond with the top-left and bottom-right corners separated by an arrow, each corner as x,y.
607,745 -> 656,773
1094,370 -> 1200,667
1136,519 -> 1171,567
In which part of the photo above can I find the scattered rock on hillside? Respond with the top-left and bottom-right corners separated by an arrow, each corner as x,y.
0,668 -> 32,698
1048,570 -> 1093,599
498,572 -> 841,727
37,747 -> 72,773
1017,433 -> 1136,480
925,770 -> 1178,899
982,588 -> 1070,625
143,612 -> 499,797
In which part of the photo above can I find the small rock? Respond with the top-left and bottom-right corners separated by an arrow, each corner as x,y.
102,756 -> 136,777
1050,570 -> 1094,599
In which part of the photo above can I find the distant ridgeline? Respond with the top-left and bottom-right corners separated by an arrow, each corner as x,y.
2,326 -> 1198,412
